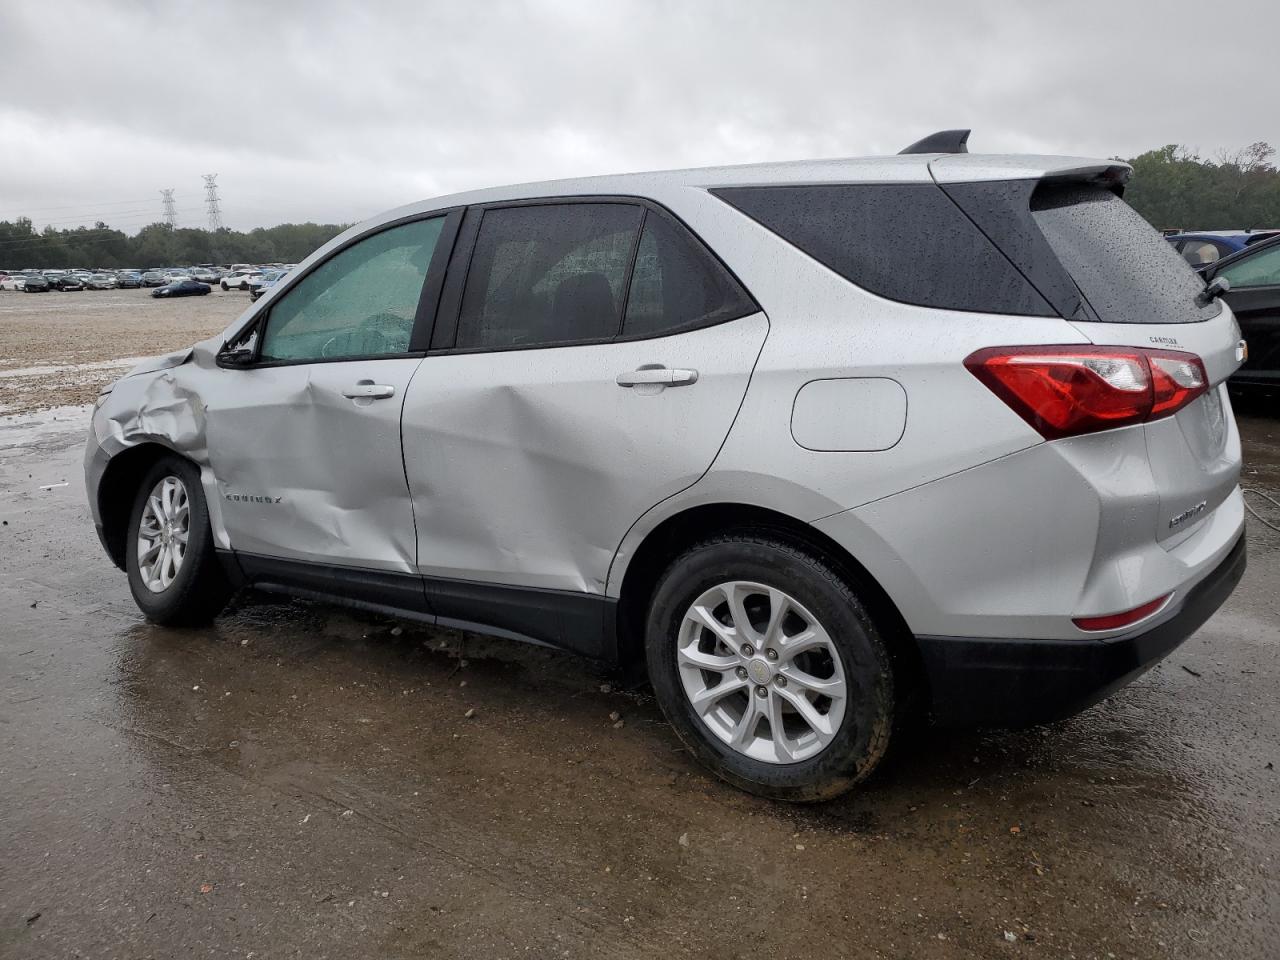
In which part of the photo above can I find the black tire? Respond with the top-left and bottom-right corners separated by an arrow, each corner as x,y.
645,535 -> 894,802
220,282 -> 229,291
125,455 -> 232,626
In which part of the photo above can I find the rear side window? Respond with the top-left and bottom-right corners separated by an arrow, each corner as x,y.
456,203 -> 642,349
623,211 -> 757,337
1180,239 -> 1223,266
1031,185 -> 1217,324
712,184 -> 1054,317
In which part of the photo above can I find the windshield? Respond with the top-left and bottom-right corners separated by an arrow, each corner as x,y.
1031,184 -> 1217,324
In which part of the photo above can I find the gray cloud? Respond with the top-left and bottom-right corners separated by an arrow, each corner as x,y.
2,0 -> 1275,230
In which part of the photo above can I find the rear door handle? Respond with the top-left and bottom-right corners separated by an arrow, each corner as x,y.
616,366 -> 699,387
342,381 -> 396,400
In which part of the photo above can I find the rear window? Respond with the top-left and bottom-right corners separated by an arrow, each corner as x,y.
1030,184 -> 1217,324
711,183 -> 1054,317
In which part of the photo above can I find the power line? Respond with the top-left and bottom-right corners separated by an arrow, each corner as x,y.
7,206 -> 204,228
0,197 -> 157,217
160,189 -> 177,227
202,174 -> 223,231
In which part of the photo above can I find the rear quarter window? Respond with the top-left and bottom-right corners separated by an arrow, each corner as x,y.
711,183 -> 1054,317
1030,184 -> 1218,324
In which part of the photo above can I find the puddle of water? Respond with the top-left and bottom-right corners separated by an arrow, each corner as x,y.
0,403 -> 93,449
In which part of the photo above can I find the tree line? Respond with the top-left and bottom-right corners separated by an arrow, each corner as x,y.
2,142 -> 1278,269
0,220 -> 348,270
1123,142 -> 1280,231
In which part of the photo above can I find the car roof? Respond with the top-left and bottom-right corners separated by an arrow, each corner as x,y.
371,152 -> 1127,220
1169,232 -> 1250,244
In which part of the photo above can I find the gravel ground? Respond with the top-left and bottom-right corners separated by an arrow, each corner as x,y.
0,287 -> 245,414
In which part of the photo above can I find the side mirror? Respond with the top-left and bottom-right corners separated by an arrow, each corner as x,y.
1196,275 -> 1231,307
217,347 -> 256,368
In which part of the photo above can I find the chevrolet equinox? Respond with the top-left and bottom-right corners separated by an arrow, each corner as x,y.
86,130 -> 1247,800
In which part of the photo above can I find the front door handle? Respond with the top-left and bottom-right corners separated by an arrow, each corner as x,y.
342,381 -> 396,400
616,366 -> 699,388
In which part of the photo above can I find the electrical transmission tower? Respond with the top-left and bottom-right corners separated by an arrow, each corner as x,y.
202,173 -> 224,231
160,189 -> 177,227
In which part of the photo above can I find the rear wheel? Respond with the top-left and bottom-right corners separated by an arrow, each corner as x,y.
125,455 -> 232,626
645,535 -> 894,801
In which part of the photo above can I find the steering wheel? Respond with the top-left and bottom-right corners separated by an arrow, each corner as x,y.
319,313 -> 408,358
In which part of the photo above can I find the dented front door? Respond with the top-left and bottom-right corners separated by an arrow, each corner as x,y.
205,359 -> 422,572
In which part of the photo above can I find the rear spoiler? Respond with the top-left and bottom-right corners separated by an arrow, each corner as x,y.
929,153 -> 1132,197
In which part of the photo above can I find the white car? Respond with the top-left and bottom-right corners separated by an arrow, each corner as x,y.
220,270 -> 263,291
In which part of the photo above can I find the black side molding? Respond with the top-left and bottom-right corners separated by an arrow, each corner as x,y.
899,129 -> 970,155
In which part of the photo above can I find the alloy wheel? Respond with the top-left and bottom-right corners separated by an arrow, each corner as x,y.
136,476 -> 190,593
677,581 -> 848,764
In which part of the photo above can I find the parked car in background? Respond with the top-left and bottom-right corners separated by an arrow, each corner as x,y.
247,270 -> 285,301
220,269 -> 263,291
53,274 -> 84,291
1199,233 -> 1280,393
20,273 -> 51,292
190,268 -> 220,284
85,273 -> 119,290
140,271 -> 168,287
152,279 -> 211,298
85,135 -> 1247,800
0,274 -> 14,290
1168,231 -> 1280,268
116,272 -> 142,289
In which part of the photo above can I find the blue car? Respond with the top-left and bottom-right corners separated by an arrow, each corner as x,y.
1167,231 -> 1279,268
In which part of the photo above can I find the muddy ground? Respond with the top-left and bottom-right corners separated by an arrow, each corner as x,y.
1,295 -> 1278,958
0,287 -> 244,414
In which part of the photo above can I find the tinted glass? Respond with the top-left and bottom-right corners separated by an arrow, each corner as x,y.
623,211 -> 756,337
712,183 -> 1053,316
260,217 -> 444,362
1031,185 -> 1216,324
1218,243 -> 1280,288
456,203 -> 642,349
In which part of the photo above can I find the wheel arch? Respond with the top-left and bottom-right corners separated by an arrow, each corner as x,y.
96,442 -> 190,569
613,502 -> 925,705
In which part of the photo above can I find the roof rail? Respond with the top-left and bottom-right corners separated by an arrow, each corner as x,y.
898,129 -> 971,155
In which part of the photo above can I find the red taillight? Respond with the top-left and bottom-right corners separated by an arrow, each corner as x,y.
965,345 -> 1208,440
1073,594 -> 1171,632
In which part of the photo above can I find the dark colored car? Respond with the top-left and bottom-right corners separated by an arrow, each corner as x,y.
21,273 -> 51,292
1200,233 -> 1280,392
140,271 -> 168,287
116,272 -> 142,289
53,274 -> 84,291
1169,231 -> 1280,269
152,279 -> 212,298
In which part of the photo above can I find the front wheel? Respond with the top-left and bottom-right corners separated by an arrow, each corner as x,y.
125,455 -> 232,625
645,535 -> 894,802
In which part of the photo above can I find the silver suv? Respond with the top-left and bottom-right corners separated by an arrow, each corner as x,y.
85,131 -> 1247,800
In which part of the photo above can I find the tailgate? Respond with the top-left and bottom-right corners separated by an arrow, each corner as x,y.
1074,307 -> 1244,543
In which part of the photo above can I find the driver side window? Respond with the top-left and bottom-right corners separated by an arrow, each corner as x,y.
260,216 -> 445,362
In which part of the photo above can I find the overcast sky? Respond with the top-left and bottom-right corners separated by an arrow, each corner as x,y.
2,0 -> 1276,232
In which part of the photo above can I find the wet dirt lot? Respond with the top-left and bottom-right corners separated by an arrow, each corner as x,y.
0,287 -> 244,414
2,327 -> 1279,958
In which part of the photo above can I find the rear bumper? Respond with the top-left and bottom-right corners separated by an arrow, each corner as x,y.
917,532 -> 1247,728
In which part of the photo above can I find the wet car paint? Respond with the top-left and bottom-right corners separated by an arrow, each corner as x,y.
2,406 -> 1279,957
